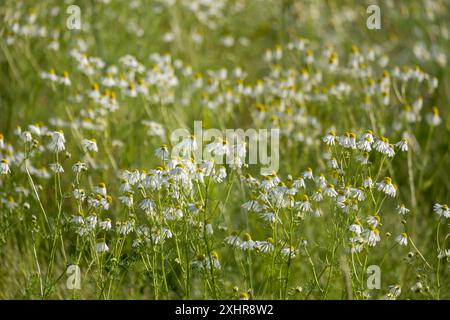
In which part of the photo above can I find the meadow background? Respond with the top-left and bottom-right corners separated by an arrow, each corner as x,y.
0,0 -> 449,299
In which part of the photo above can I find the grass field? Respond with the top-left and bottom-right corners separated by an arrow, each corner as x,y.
0,0 -> 449,299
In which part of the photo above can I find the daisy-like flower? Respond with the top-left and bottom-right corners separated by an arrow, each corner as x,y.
349,223 -> 362,235
259,212 -> 276,223
48,131 -> 66,153
426,106 -> 442,126
119,192 -> 134,208
176,135 -> 198,155
356,151 -> 369,165
94,183 -> 107,197
376,177 -> 397,197
71,215 -> 84,224
324,183 -> 338,198
302,168 -> 314,180
364,227 -> 381,247
297,195 -> 312,212
384,285 -> 401,300
155,144 -> 169,160
323,131 -> 336,145
213,166 -> 227,183
367,215 -> 381,228
357,136 -> 372,152
241,196 -> 261,212
139,198 -> 156,215
95,241 -> 109,253
99,218 -> 112,231
59,71 -> 71,86
373,136 -> 391,156
363,177 -> 373,188
224,231 -> 242,247
292,177 -> 305,189
433,203 -> 450,218
328,158 -> 339,169
1,159 -> 11,175
256,238 -> 275,253
49,163 -> 64,173
239,233 -> 256,251
397,204 -> 410,215
82,138 -> 98,153
311,189 -> 323,202
72,162 -> 88,173
339,132 -> 357,149
395,139 -> 408,152
281,246 -> 298,259
395,233 -> 408,246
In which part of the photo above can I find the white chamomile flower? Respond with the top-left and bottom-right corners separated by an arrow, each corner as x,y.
376,177 -> 397,197
323,131 -> 336,145
302,168 -> 314,180
95,241 -> 109,253
281,246 -> 298,259
72,162 -> 88,173
426,107 -> 441,126
1,159 -> 11,175
395,139 -> 408,152
373,136 -> 392,156
82,138 -> 98,152
99,219 -> 112,231
328,158 -> 339,169
224,231 -> 242,247
49,163 -> 64,173
349,223 -> 362,235
297,195 -> 312,212
139,198 -> 156,215
119,192 -> 134,208
433,203 -> 450,219
155,144 -> 169,160
94,183 -> 107,197
256,239 -> 275,253
363,177 -> 373,188
397,204 -> 410,215
395,233 -> 408,246
339,132 -> 357,149
324,184 -> 338,198
357,136 -> 372,152
239,233 -> 256,251
48,131 -> 66,153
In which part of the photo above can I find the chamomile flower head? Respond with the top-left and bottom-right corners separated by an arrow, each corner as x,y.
373,136 -> 394,157
323,131 -> 336,145
324,183 -> 338,198
395,138 -> 408,152
339,132 -> 357,149
224,231 -> 242,247
426,106 -> 441,126
433,203 -> 450,219
72,161 -> 88,173
49,163 -> 64,173
48,130 -> 65,153
82,138 -> 98,153
376,177 -> 397,197
301,168 -> 314,180
0,159 -> 11,175
395,233 -> 408,246
239,232 -> 256,251
155,144 -> 169,160
93,182 -> 107,198
397,204 -> 410,215
95,241 -> 109,253
99,218 -> 112,231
